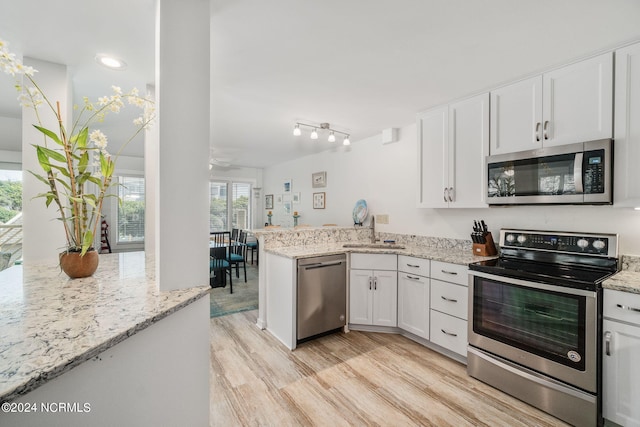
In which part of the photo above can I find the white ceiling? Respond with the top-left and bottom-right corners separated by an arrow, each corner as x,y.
2,0 -> 640,169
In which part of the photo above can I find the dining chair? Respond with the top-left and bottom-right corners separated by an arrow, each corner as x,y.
246,236 -> 258,265
228,230 -> 247,282
210,231 -> 233,293
231,228 -> 239,242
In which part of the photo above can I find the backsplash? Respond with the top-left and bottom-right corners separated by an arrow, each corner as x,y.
254,226 -> 472,251
621,255 -> 640,272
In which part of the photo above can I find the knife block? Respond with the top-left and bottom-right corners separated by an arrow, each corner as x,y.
472,232 -> 497,256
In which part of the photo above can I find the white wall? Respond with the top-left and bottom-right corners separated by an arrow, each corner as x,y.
263,124 -> 640,256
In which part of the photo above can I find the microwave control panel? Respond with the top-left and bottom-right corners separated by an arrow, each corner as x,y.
584,149 -> 605,194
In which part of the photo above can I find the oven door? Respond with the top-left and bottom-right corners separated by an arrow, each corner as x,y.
468,271 -> 599,392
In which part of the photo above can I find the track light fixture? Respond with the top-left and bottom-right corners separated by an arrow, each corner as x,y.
293,122 -> 350,145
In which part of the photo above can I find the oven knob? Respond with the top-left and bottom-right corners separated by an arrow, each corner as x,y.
593,240 -> 606,250
517,235 -> 527,244
506,234 -> 515,243
577,239 -> 589,249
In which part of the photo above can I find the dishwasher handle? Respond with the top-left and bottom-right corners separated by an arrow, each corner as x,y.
301,261 -> 344,270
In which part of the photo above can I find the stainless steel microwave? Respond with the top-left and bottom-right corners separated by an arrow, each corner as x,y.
486,139 -> 612,205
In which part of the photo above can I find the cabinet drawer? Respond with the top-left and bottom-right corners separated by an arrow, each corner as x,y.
398,255 -> 430,277
350,253 -> 397,271
431,280 -> 468,320
430,310 -> 468,357
431,261 -> 468,286
604,289 -> 640,325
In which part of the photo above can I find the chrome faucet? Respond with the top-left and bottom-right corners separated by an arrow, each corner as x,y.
370,215 -> 378,243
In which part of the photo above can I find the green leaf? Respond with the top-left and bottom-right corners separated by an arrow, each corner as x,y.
83,194 -> 97,208
49,164 -> 70,178
35,146 -> 52,173
78,151 -> 89,173
55,177 -> 72,192
87,176 -> 103,186
28,170 -> 52,186
35,145 -> 67,163
73,127 -> 89,149
81,230 -> 93,256
45,194 -> 55,207
33,125 -> 63,145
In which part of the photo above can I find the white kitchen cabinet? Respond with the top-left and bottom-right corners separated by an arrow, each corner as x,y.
614,41 -> 640,207
490,75 -> 543,155
490,52 -> 613,155
349,254 -> 397,327
398,256 -> 430,339
429,261 -> 469,357
603,289 -> 640,427
417,93 -> 489,208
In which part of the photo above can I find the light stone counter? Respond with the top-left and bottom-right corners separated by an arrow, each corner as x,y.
265,242 -> 495,266
0,251 -> 210,403
601,255 -> 640,295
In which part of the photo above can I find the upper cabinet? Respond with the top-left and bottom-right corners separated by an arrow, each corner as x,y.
417,93 -> 489,208
490,52 -> 613,155
614,42 -> 640,207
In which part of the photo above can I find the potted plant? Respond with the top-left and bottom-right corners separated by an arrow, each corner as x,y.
0,38 -> 154,277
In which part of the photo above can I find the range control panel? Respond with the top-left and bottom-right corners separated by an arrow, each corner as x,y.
500,229 -> 618,257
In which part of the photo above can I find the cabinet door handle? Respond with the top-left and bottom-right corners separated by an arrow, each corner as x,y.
448,187 -> 454,202
441,295 -> 458,303
604,331 -> 612,356
543,120 -> 549,140
369,277 -> 372,290
443,188 -> 448,203
406,275 -> 421,280
535,122 -> 541,142
374,277 -> 377,291
406,264 -> 420,268
441,270 -> 458,275
441,329 -> 458,337
616,303 -> 640,313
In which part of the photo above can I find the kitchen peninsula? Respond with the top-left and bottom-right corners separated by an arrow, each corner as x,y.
253,226 -> 494,352
0,252 -> 210,427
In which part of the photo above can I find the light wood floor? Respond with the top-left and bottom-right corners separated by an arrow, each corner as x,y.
210,310 -> 569,427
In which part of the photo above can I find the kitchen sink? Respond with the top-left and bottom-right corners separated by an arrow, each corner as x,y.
342,243 -> 406,249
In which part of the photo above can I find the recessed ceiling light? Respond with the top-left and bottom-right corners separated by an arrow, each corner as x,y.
95,54 -> 127,70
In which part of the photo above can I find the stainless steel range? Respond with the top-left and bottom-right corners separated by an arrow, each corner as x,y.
468,229 -> 619,427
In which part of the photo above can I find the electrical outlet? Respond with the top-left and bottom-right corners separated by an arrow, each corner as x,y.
376,214 -> 389,224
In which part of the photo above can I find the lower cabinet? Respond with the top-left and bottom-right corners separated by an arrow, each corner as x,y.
429,310 -> 468,356
398,272 -> 430,339
603,289 -> 640,427
429,261 -> 469,357
349,254 -> 398,327
350,254 -> 468,360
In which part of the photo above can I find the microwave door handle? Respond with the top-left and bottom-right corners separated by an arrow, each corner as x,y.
574,152 -> 584,194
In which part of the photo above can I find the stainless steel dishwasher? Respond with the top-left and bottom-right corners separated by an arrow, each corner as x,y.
297,254 -> 347,342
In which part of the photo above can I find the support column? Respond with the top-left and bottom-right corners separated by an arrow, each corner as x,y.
155,0 -> 210,291
21,58 -> 70,263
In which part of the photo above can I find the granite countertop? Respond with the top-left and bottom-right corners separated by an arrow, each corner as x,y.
602,270 -> 640,295
265,242 -> 495,266
0,251 -> 210,403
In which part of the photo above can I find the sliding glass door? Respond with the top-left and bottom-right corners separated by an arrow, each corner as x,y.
210,181 -> 251,232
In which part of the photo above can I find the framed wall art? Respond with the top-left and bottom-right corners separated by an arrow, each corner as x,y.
312,171 -> 326,188
283,178 -> 292,193
265,194 -> 273,209
293,192 -> 301,204
313,192 -> 326,209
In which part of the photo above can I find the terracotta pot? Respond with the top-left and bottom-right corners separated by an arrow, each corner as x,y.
59,249 -> 99,278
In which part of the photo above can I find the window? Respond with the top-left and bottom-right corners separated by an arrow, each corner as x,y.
210,181 -> 252,232
210,182 -> 228,232
117,176 -> 145,243
0,169 -> 22,224
232,183 -> 251,230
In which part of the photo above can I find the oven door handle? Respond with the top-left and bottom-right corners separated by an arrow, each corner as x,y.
469,271 -> 597,298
